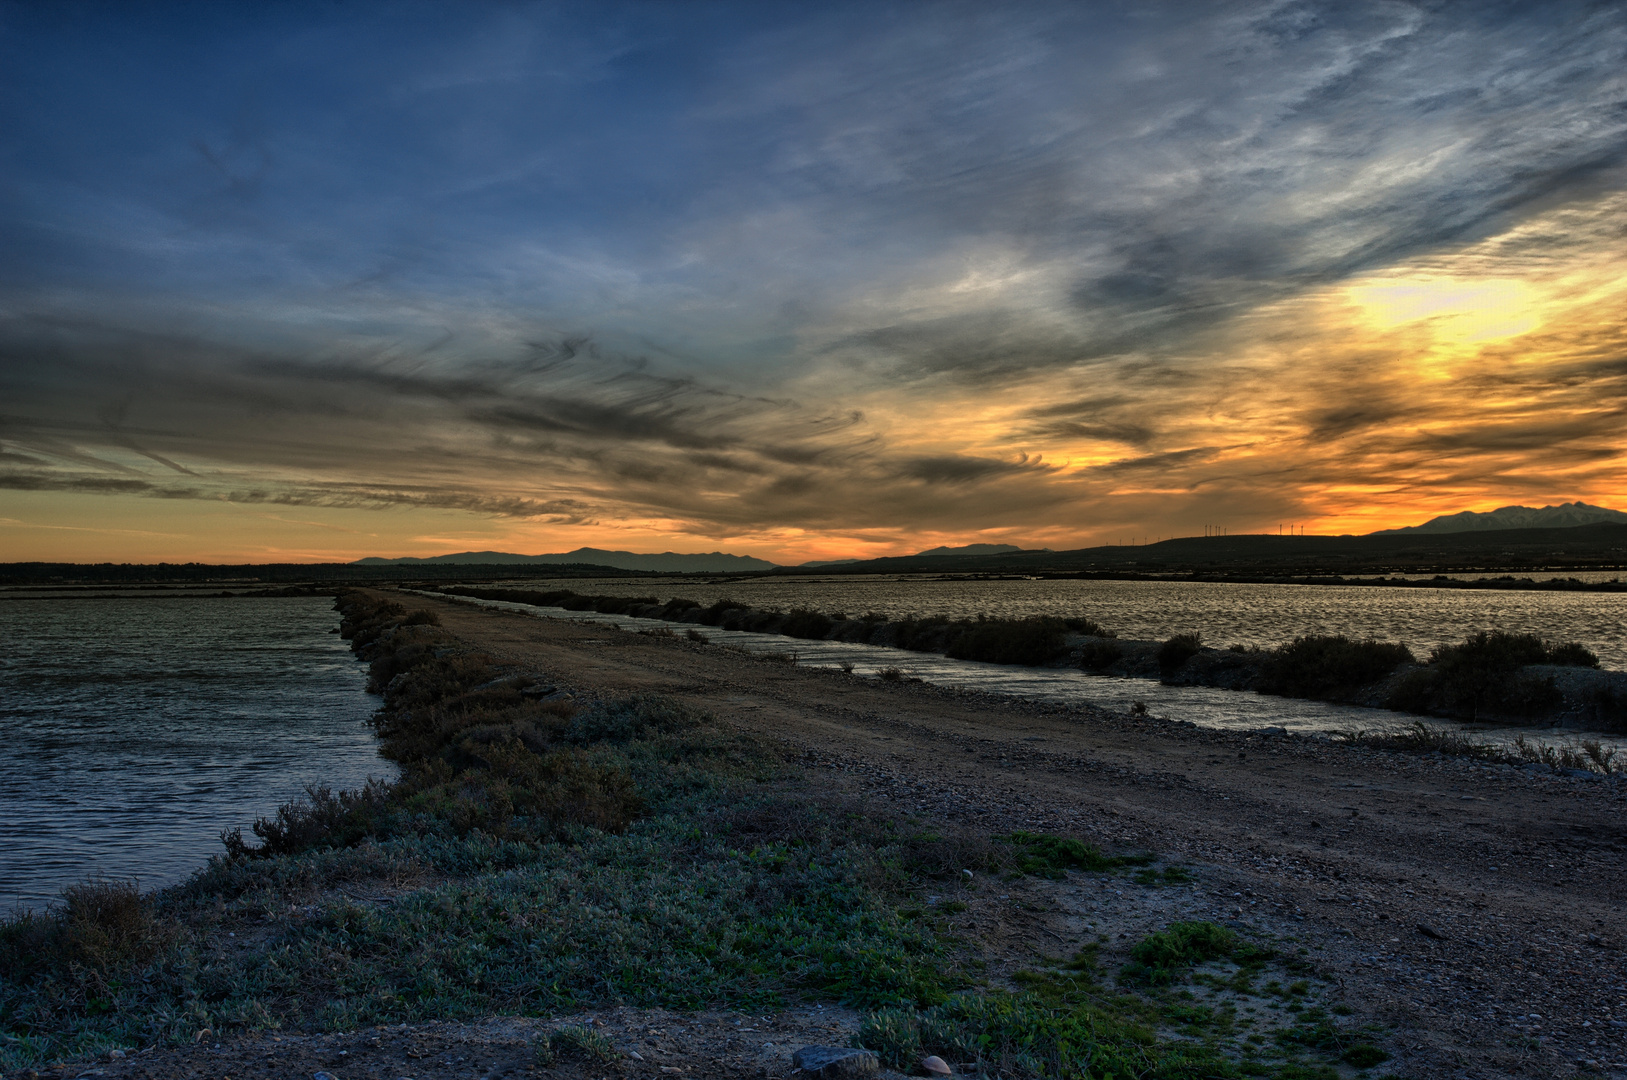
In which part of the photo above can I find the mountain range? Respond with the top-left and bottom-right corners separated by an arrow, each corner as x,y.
353,548 -> 779,573
1372,502 -> 1627,534
355,508 -> 1622,573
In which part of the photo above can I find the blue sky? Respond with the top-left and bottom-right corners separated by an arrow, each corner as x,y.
3,1 -> 1626,561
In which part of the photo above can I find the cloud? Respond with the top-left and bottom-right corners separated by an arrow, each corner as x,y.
2,3 -> 1627,557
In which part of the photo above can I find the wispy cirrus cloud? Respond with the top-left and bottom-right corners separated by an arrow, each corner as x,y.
2,2 -> 1626,560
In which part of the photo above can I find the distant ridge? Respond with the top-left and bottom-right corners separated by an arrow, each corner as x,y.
1373,501 -> 1627,535
354,548 -> 779,573
913,543 -> 1026,557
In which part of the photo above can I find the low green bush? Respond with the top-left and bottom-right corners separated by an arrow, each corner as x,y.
1388,631 -> 1593,719
1257,636 -> 1413,702
1003,832 -> 1152,878
1118,921 -> 1236,986
1158,633 -> 1202,676
782,608 -> 835,640
945,618 -> 1068,666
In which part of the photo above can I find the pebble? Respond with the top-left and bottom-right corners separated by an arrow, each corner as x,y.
922,1054 -> 952,1076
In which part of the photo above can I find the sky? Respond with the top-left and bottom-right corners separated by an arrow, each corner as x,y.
2,0 -> 1626,565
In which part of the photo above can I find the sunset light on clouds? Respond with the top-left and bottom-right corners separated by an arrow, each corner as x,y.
2,1 -> 1625,563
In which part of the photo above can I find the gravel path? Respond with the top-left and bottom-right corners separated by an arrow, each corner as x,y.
71,593 -> 1627,1080
422,596 -> 1627,1080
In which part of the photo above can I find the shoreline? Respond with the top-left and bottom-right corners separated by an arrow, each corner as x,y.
434,585 -> 1627,746
4,590 -> 1624,1079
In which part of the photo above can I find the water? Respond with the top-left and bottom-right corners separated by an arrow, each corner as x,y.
533,574 -> 1627,669
0,596 -> 389,910
428,591 -> 1627,754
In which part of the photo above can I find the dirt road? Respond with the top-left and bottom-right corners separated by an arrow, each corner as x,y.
409,592 -> 1626,1080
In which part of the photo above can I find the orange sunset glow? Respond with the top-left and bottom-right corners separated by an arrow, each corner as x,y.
3,5 -> 1625,565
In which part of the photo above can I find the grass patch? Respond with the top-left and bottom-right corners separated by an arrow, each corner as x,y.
860,921 -> 1366,1079
1331,721 -> 1624,775
1003,832 -> 1154,878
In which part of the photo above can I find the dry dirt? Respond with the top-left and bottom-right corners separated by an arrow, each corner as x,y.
45,593 -> 1627,1080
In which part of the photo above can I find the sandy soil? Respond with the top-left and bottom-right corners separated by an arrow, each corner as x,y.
56,594 -> 1627,1080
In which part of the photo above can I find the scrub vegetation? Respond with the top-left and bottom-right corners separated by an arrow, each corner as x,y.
0,592 -> 1380,1078
857,919 -> 1383,1080
437,586 -> 1096,667
440,586 -> 1614,729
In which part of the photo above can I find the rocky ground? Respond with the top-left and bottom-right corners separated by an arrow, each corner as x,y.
33,593 -> 1626,1080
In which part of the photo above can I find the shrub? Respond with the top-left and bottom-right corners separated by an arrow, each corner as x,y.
1546,641 -> 1600,667
1422,631 -> 1571,718
701,598 -> 748,624
876,666 -> 905,681
1062,617 -> 1114,637
1157,633 -> 1202,676
1118,921 -> 1237,986
1257,636 -> 1414,702
945,618 -> 1067,666
781,608 -> 835,640
60,879 -> 162,968
1003,832 -> 1152,878
223,780 -> 393,857
1078,639 -> 1123,670
685,628 -> 708,643
0,879 -> 163,980
564,695 -> 709,745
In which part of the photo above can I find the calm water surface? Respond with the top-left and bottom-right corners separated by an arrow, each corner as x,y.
0,596 -> 389,909
549,575 -> 1627,669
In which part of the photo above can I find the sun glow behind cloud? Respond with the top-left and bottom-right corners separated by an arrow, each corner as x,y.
2,3 -> 1626,562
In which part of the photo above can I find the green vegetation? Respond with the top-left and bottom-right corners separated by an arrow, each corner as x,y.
1118,922 -> 1238,987
1158,633 -> 1203,676
1256,636 -> 1414,703
0,592 -> 1386,1077
1386,631 -> 1600,719
859,922 -> 1372,1079
945,617 -> 1069,666
436,586 -> 1105,668
1003,832 -> 1153,878
0,593 -> 959,1068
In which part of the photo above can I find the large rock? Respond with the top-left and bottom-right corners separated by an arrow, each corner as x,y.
792,1046 -> 880,1078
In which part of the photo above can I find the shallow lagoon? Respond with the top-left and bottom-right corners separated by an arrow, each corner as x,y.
0,596 -> 390,909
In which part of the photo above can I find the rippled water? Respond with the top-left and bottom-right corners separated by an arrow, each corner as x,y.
0,597 -> 389,909
547,575 -> 1627,669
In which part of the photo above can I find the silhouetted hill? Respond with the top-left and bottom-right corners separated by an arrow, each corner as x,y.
355,548 -> 779,573
773,522 -> 1627,577
913,543 -> 1029,556
1373,501 -> 1627,534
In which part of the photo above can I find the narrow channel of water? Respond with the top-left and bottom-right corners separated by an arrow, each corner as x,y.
434,594 -> 1627,754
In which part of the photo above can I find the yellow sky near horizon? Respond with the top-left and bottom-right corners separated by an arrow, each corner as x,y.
4,190 -> 1626,565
